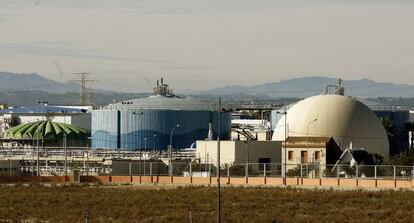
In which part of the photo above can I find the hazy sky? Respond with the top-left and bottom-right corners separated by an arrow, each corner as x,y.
0,0 -> 413,92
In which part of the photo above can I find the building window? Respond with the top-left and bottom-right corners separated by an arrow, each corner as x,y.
288,151 -> 294,161
315,151 -> 321,161
301,151 -> 308,163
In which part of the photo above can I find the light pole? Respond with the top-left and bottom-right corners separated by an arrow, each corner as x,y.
244,139 -> 249,180
205,138 -> 208,177
131,111 -> 144,173
36,119 -> 41,176
144,137 -> 147,175
36,101 -> 47,176
61,110 -> 68,176
306,118 -> 318,177
277,110 -> 287,181
169,124 -> 180,176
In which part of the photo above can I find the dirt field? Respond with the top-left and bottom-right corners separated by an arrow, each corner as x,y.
0,184 -> 413,223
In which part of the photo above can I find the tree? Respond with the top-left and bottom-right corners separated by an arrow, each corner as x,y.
380,117 -> 395,153
383,148 -> 414,166
380,117 -> 394,139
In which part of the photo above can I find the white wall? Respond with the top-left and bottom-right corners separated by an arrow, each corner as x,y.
196,140 -> 281,167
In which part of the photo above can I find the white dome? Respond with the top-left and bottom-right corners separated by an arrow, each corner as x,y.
272,94 -> 389,157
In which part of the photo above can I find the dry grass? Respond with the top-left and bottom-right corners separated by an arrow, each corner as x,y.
0,185 -> 413,223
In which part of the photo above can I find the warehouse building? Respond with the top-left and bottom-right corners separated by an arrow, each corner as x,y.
92,79 -> 231,150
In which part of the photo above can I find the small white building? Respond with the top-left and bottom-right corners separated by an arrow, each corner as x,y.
281,136 -> 343,177
195,140 -> 281,169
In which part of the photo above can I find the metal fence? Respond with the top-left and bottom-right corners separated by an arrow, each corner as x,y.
103,162 -> 414,180
222,163 -> 414,180
5,159 -> 414,180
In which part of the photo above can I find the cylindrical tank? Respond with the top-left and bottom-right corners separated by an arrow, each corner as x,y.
374,110 -> 409,154
92,95 -> 231,150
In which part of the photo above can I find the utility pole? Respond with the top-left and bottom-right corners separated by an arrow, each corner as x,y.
216,97 -> 221,223
245,140 -> 249,180
71,73 -> 97,105
169,124 -> 180,176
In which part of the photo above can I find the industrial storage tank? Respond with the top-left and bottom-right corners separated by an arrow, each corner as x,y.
374,110 -> 409,154
272,85 -> 390,157
92,79 -> 231,150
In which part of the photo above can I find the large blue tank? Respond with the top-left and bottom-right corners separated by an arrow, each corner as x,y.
374,110 -> 410,155
92,109 -> 230,150
92,79 -> 231,150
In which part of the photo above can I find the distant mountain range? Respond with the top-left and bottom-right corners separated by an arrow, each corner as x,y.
205,76 -> 414,98
0,72 -> 79,93
1,72 -> 414,98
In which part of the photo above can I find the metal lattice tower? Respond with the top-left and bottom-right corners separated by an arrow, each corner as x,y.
72,73 -> 96,105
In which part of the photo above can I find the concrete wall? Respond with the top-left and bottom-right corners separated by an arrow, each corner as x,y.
196,140 -> 281,166
0,160 -> 20,176
196,140 -> 236,165
1,175 -> 413,190
234,141 -> 281,164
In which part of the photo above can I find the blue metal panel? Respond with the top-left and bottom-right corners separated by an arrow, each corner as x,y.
374,110 -> 409,154
91,110 -> 119,149
92,109 -> 231,150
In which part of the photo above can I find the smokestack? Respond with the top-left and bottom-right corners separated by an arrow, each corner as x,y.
208,122 -> 213,140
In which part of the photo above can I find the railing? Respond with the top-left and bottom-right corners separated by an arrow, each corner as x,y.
222,163 -> 414,180
4,160 -> 414,181
2,162 -> 414,189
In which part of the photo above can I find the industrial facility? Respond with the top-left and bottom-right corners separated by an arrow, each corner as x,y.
0,76 -> 413,184
92,78 -> 231,150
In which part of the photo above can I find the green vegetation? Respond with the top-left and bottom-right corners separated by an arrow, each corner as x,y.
0,185 -> 413,222
384,148 -> 414,166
